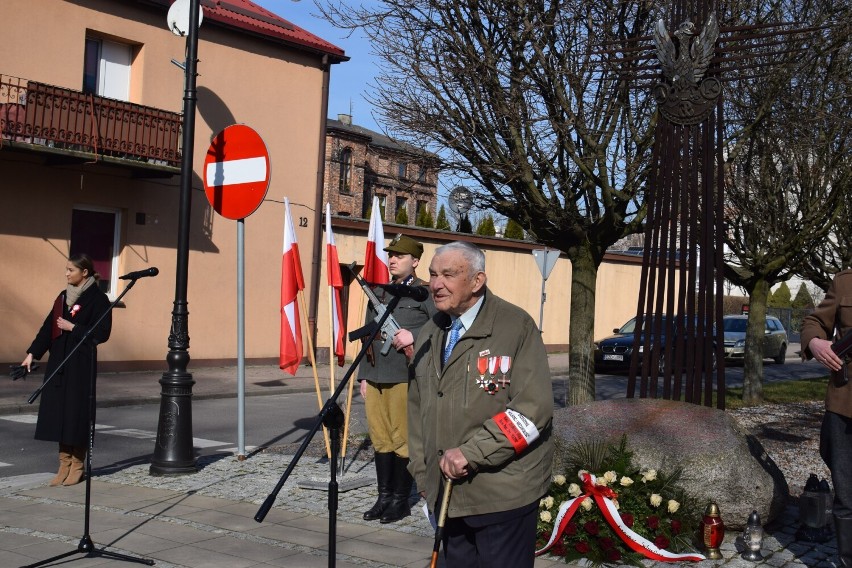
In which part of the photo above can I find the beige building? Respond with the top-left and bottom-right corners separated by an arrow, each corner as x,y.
1,1 -> 644,372
1,0 -> 346,370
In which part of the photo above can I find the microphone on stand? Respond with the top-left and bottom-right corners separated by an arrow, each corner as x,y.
119,267 -> 160,280
373,283 -> 429,301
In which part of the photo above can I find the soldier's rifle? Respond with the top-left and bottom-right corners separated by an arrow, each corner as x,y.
347,262 -> 401,356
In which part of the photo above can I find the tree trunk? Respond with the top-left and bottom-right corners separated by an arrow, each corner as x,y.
742,279 -> 769,405
568,243 -> 598,405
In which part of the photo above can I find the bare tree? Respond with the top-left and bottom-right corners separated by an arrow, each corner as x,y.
320,0 -> 658,403
722,0 -> 851,404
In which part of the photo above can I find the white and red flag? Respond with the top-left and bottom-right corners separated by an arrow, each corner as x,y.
363,195 -> 389,285
325,203 -> 346,367
279,197 -> 305,375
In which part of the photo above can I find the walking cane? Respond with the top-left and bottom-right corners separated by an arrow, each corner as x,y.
430,477 -> 453,568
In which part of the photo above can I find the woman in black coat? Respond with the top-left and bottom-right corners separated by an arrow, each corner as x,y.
21,253 -> 111,486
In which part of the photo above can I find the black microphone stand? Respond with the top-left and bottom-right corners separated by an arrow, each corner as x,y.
255,294 -> 402,568
24,277 -> 155,567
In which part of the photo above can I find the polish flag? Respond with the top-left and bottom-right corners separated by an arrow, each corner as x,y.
326,204 -> 346,367
280,198 -> 305,375
364,195 -> 389,284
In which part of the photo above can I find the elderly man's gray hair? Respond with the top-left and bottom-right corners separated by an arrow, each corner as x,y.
434,241 -> 485,273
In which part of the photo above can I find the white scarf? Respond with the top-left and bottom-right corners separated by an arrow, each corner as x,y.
66,276 -> 96,308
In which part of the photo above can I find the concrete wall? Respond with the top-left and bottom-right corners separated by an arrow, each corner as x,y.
315,220 -> 647,364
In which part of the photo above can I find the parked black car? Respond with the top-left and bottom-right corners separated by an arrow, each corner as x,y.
593,314 -> 716,374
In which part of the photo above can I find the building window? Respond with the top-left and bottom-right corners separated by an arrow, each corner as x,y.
70,207 -> 120,297
398,161 -> 407,180
418,164 -> 427,183
339,148 -> 352,194
83,37 -> 132,101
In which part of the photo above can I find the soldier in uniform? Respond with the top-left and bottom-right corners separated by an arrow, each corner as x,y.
359,234 -> 436,523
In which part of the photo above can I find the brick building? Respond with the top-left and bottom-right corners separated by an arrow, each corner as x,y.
323,114 -> 439,224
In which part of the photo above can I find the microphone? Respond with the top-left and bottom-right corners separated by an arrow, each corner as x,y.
119,267 -> 160,280
375,283 -> 429,301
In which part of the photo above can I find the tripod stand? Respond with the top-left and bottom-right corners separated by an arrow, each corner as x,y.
24,277 -> 155,567
255,294 -> 402,568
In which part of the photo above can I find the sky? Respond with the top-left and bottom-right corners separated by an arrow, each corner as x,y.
253,0 -> 382,133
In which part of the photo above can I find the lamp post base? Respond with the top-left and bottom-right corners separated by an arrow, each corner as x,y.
150,368 -> 197,475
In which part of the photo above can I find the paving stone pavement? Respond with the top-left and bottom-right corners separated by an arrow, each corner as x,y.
0,451 -> 842,567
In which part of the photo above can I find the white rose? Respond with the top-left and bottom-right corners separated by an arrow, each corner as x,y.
581,497 -> 593,511
642,469 -> 658,482
650,493 -> 663,507
668,499 -> 680,513
603,470 -> 618,484
568,483 -> 581,497
620,476 -> 634,486
596,476 -> 609,487
543,496 -> 555,509
553,474 -> 567,486
540,510 -> 552,523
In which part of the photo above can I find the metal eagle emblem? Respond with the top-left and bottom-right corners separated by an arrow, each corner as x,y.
653,14 -> 721,125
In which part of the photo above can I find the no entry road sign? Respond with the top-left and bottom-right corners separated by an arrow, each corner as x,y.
203,124 -> 270,220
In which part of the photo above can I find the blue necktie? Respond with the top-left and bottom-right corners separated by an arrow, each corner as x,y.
443,319 -> 463,365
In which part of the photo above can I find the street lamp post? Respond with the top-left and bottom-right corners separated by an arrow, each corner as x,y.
151,0 -> 201,475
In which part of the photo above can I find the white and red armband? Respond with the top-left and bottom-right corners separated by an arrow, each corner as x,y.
493,408 -> 539,454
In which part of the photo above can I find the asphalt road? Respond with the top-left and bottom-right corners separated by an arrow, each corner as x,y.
1,347 -> 827,483
0,391 -> 367,482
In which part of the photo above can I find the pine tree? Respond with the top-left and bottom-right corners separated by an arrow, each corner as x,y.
395,206 -> 408,225
769,282 -> 792,308
475,215 -> 496,236
435,205 -> 451,230
416,206 -> 434,228
504,218 -> 524,239
792,283 -> 815,309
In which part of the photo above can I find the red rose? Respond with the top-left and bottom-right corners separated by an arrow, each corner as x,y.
584,521 -> 600,536
621,513 -> 634,527
551,540 -> 567,556
646,515 -> 660,530
599,537 -> 616,549
564,522 -> 578,536
654,535 -> 670,549
540,531 -> 551,543
606,548 -> 622,562
670,520 -> 682,535
575,541 -> 590,554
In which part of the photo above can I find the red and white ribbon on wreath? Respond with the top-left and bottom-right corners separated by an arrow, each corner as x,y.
535,472 -> 706,562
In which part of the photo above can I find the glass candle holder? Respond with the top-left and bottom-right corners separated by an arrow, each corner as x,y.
741,510 -> 764,561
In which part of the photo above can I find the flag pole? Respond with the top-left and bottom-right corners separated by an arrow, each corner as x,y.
340,270 -> 366,470
298,290 -> 331,458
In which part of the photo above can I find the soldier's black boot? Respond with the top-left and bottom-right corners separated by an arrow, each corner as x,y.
381,454 -> 413,524
837,516 -> 852,568
363,452 -> 394,521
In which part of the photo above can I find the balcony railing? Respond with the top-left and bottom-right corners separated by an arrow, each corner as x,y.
1,74 -> 181,167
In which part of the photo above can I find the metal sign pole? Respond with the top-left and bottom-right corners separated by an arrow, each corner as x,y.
532,247 -> 561,333
237,218 -> 246,459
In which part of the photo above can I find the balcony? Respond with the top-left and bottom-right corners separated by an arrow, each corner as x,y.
0,74 -> 181,172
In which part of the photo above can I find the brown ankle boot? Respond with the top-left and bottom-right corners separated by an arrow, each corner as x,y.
62,447 -> 86,486
49,444 -> 73,486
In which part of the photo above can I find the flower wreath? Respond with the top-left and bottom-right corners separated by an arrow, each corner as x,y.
536,437 -> 705,565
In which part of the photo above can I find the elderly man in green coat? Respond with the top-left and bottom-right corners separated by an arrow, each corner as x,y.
404,241 -> 553,567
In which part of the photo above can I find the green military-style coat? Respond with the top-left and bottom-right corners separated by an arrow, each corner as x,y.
407,288 -> 554,518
